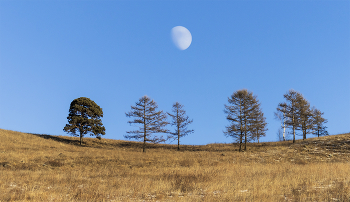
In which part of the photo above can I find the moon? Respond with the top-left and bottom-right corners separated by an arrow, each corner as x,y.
171,26 -> 192,50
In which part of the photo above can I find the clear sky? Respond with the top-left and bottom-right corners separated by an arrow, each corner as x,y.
1,1 -> 349,145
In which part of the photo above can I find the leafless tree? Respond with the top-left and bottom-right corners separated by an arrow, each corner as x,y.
297,95 -> 314,140
125,96 -> 168,152
274,109 -> 287,141
251,108 -> 268,143
311,107 -> 328,137
167,102 -> 194,151
277,89 -> 300,143
277,128 -> 284,141
224,89 -> 266,151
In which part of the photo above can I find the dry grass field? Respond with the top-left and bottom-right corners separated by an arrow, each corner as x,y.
1,128 -> 350,201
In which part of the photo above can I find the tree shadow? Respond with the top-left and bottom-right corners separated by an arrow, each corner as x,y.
30,132 -> 235,152
30,132 -> 348,153
30,133 -> 86,147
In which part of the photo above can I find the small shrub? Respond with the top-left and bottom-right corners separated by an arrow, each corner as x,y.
179,159 -> 194,167
46,160 -> 64,167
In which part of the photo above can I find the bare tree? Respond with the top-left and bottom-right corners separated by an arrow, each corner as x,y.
311,107 -> 328,137
277,89 -> 300,143
251,108 -> 268,143
297,95 -> 314,140
277,128 -> 284,141
224,89 -> 265,151
274,108 -> 287,141
167,102 -> 194,151
125,96 -> 168,152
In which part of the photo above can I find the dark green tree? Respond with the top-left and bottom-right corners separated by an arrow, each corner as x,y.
224,89 -> 263,151
63,97 -> 105,145
125,96 -> 168,152
167,102 -> 194,151
311,107 -> 328,137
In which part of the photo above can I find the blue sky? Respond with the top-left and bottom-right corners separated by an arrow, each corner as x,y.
1,1 -> 349,145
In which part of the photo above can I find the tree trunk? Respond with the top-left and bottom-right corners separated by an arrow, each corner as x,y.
143,127 -> 146,153
292,115 -> 295,143
239,120 -> 243,152
143,105 -> 146,153
79,130 -> 83,145
244,118 -> 247,151
143,139 -> 146,152
293,127 -> 295,143
239,139 -> 242,152
177,126 -> 180,151
239,134 -> 242,152
283,112 -> 286,141
177,109 -> 180,151
302,123 -> 306,140
239,105 -> 242,152
244,131 -> 247,151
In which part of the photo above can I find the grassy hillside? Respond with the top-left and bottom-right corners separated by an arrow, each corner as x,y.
1,129 -> 350,201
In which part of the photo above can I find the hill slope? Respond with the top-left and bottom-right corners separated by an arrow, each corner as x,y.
1,129 -> 350,201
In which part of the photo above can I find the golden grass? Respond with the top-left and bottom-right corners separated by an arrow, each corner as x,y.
1,129 -> 350,201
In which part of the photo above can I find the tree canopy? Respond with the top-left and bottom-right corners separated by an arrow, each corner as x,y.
63,97 -> 105,145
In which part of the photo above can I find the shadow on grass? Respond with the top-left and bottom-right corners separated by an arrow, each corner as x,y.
30,133 -> 85,147
30,132 -> 350,153
28,132 -> 239,152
